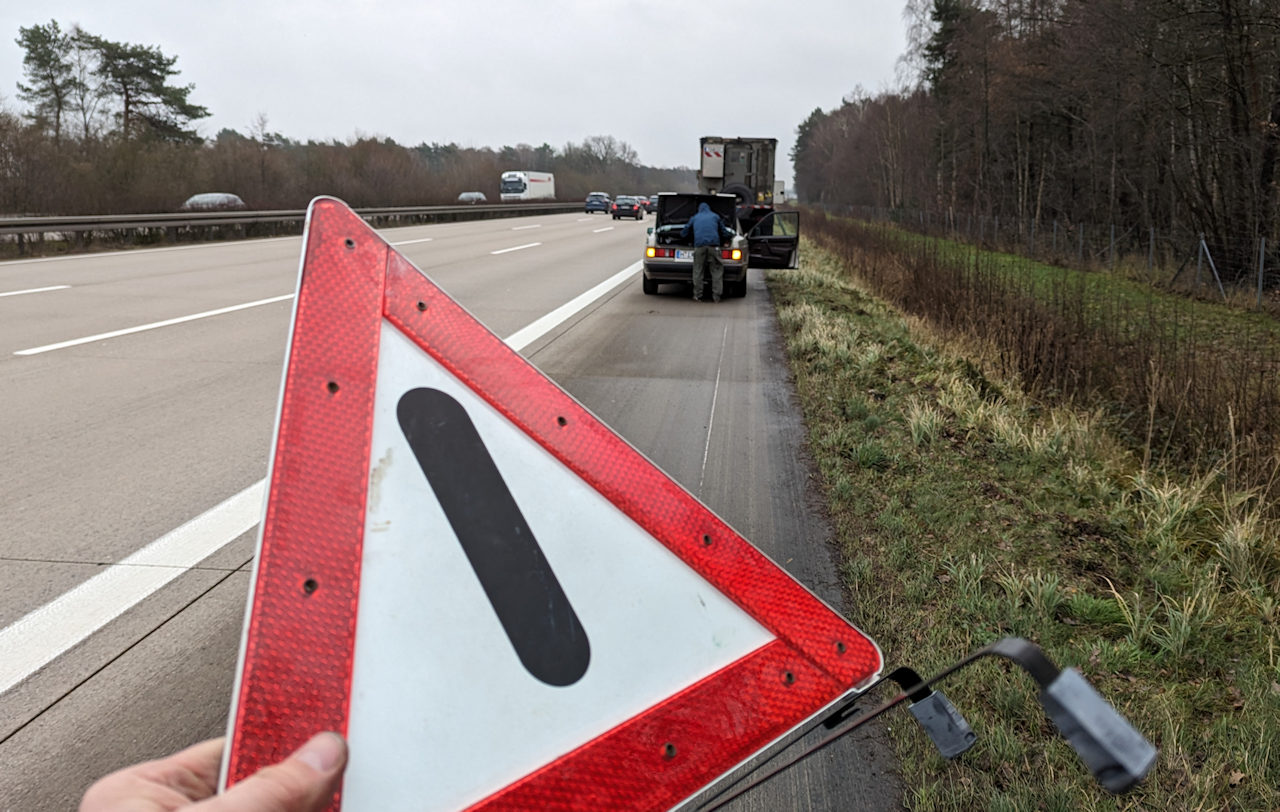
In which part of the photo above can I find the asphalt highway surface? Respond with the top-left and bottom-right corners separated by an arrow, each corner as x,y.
0,211 -> 899,810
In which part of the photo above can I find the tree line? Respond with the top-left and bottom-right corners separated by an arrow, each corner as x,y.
792,0 -> 1280,283
2,20 -> 694,215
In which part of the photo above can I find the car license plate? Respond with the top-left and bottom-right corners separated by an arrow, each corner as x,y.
675,250 -> 693,260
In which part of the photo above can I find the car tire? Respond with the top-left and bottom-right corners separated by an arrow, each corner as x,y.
642,275 -> 657,295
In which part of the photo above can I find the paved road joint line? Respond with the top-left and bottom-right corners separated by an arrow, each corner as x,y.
0,482 -> 265,695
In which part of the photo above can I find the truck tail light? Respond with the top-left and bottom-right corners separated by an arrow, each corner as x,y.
646,247 -> 656,258
721,249 -> 742,261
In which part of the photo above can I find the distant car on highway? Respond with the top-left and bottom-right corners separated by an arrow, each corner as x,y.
584,192 -> 611,214
643,194 -> 659,214
611,196 -> 644,220
178,192 -> 247,211
456,191 -> 488,204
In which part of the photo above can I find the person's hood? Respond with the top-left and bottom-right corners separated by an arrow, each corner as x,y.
697,202 -> 711,214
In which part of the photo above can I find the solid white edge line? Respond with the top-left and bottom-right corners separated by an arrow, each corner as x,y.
0,481 -> 266,695
13,294 -> 295,356
504,261 -> 640,351
490,242 -> 542,255
0,285 -> 70,298
0,256 -> 641,701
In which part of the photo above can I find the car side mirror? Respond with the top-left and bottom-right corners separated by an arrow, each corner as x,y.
647,227 -> 653,235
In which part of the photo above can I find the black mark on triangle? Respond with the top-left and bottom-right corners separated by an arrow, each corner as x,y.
397,387 -> 590,687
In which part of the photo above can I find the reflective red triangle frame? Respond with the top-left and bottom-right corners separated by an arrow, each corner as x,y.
224,198 -> 881,810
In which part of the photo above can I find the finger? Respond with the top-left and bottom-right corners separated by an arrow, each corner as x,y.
198,732 -> 346,812
80,738 -> 225,811
149,738 -> 226,798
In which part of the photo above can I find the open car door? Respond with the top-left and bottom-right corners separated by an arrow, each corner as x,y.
746,210 -> 800,269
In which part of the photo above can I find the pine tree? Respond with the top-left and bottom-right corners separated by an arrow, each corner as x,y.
15,20 -> 75,146
78,33 -> 209,142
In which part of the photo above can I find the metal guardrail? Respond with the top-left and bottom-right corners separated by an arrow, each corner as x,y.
0,201 -> 583,252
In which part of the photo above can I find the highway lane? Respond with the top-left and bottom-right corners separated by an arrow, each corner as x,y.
0,213 -> 640,717
0,211 -> 898,810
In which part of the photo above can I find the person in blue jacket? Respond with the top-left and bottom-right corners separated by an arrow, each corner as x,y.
680,202 -> 735,302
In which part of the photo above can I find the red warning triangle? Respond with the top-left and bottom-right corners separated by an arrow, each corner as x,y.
223,198 -> 881,810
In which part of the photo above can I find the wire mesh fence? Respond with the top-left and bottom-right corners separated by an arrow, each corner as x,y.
836,206 -> 1278,313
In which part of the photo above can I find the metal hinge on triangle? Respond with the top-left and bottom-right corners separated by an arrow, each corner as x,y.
694,637 -> 1156,811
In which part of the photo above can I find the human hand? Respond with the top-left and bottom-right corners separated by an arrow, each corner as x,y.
80,732 -> 347,812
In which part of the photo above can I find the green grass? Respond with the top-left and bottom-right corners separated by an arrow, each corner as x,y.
806,212 -> 1280,516
850,216 -> 1280,347
768,244 -> 1280,810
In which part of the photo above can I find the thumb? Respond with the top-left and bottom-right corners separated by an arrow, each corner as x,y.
201,732 -> 347,812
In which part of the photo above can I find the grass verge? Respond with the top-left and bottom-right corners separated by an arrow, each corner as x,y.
803,212 -> 1280,517
769,244 -> 1280,810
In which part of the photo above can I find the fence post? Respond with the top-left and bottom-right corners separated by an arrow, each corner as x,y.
1148,227 -> 1154,271
1110,224 -> 1116,270
1196,234 -> 1204,288
1259,236 -> 1267,309
1202,239 -> 1227,300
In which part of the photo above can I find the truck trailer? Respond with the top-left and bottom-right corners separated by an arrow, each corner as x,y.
499,171 -> 556,202
697,137 -> 777,209
696,137 -> 798,269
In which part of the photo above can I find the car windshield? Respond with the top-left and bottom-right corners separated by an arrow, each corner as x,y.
500,179 -> 525,193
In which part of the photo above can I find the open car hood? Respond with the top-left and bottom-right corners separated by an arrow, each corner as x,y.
654,193 -> 739,229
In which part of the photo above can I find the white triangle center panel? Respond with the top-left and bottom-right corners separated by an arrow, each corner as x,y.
344,322 -> 775,810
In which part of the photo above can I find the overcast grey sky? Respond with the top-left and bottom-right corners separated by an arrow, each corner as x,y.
0,1 -> 911,186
